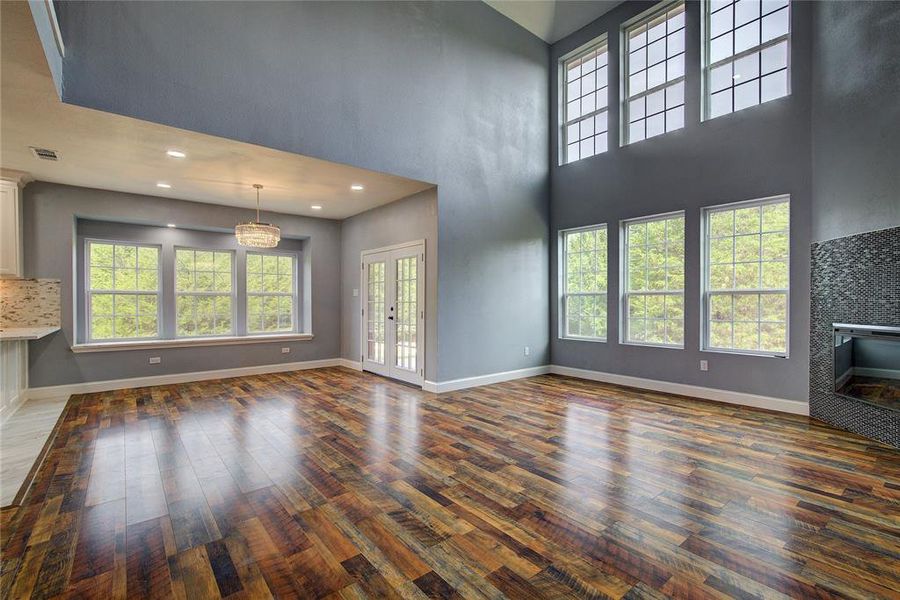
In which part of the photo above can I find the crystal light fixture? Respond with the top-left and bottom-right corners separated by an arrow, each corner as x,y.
235,184 -> 280,248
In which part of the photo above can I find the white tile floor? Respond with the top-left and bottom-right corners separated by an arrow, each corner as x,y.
0,396 -> 69,506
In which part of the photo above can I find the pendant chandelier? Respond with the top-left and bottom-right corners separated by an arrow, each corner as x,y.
235,184 -> 280,248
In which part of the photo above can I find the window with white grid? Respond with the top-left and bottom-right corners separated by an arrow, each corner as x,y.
562,37 -> 609,164
623,1 -> 686,144
561,225 -> 607,340
175,248 -> 234,337
704,196 -> 789,356
86,241 -> 160,341
246,252 -> 296,333
622,213 -> 685,347
704,0 -> 791,119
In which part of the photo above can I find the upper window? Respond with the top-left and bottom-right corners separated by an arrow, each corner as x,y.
175,249 -> 234,337
562,37 -> 609,164
86,241 -> 160,341
623,1 -> 686,144
622,213 -> 685,347
561,225 -> 608,340
703,196 -> 789,356
247,252 -> 296,333
704,0 -> 791,119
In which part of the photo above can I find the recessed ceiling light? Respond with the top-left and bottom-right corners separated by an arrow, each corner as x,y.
350,184 -> 364,191
156,182 -> 172,189
166,149 -> 186,158
166,223 -> 176,228
311,205 -> 323,210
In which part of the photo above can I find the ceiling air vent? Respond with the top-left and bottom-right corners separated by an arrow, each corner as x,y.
30,147 -> 59,161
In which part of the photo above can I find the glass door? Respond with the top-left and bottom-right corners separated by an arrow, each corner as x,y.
360,243 -> 425,386
361,257 -> 389,377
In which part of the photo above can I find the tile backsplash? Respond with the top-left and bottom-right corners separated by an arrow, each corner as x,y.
0,279 -> 61,328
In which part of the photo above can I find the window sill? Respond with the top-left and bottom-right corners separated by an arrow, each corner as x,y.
71,333 -> 314,353
700,347 -> 788,359
559,335 -> 607,343
620,341 -> 684,351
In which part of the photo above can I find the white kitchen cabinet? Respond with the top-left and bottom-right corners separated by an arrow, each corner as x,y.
0,179 -> 23,278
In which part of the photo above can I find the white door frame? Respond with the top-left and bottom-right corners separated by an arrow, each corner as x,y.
360,239 -> 426,386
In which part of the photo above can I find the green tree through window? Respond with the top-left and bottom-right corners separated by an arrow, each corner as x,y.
88,242 -> 159,340
705,197 -> 789,354
562,225 -> 607,339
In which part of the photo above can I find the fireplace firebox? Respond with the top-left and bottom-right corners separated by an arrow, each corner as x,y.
833,324 -> 900,413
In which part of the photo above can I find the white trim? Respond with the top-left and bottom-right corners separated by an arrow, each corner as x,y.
339,358 -> 363,371
42,0 -> 65,58
25,358 -> 344,400
853,367 -> 900,380
549,364 -> 808,415
360,239 -> 426,258
72,333 -> 314,353
422,366 -> 551,394
0,390 -> 27,426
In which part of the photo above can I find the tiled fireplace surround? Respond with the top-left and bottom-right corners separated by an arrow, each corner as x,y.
810,226 -> 900,448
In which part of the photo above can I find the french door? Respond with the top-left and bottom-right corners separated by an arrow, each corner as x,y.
361,242 -> 425,386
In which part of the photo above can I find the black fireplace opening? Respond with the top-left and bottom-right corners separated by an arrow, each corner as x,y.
833,324 -> 900,413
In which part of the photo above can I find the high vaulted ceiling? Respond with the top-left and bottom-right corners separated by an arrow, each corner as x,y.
485,0 -> 623,43
0,1 -> 432,220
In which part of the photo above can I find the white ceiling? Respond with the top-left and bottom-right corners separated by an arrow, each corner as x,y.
485,0 -> 623,43
0,1 -> 432,220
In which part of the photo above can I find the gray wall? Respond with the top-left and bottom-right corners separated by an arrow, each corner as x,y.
549,1 -> 812,401
340,189 -> 439,381
56,1 -> 551,382
810,1 -> 900,243
24,182 -> 342,387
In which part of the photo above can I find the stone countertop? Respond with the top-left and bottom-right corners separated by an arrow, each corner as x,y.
0,326 -> 61,341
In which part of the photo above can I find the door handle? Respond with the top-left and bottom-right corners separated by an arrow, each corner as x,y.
388,316 -> 394,320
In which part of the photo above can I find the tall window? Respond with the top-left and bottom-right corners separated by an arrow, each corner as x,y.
561,225 -> 607,340
175,249 -> 234,337
623,1 -> 686,144
247,252 -> 296,333
87,241 -> 159,340
704,0 -> 790,119
562,37 -> 609,164
622,213 -> 685,347
704,196 -> 789,355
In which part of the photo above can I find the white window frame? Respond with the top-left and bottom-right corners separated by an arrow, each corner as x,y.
701,194 -> 790,358
701,0 -> 792,121
561,35 -> 610,165
621,0 -> 687,145
174,247 -> 237,338
560,223 -> 608,342
85,239 -> 162,342
246,250 -> 299,334
620,211 -> 685,349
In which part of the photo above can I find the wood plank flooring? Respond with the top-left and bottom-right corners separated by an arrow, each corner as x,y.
1,367 -> 898,599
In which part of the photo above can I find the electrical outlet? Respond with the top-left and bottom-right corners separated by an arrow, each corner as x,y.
149,357 -> 161,364
700,360 -> 708,371
524,346 -> 530,357
352,288 -> 359,297
281,347 -> 290,354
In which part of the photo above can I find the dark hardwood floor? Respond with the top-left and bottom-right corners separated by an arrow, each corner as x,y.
2,367 -> 898,599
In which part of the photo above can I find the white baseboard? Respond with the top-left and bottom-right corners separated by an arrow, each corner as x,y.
549,365 -> 809,416
423,365 -> 551,393
339,358 -> 363,371
25,358 -> 346,400
0,391 -> 27,426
